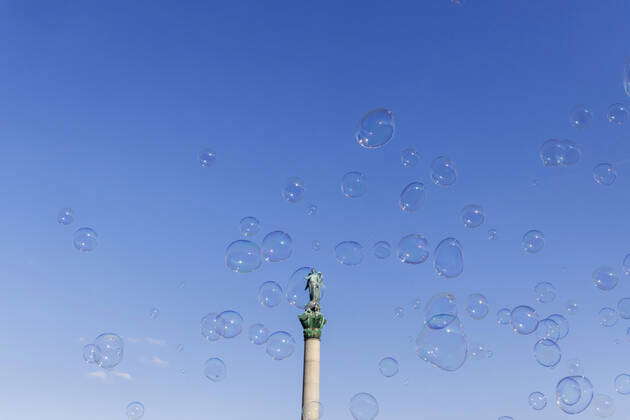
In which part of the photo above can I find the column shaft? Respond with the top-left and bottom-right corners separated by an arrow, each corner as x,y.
301,338 -> 320,419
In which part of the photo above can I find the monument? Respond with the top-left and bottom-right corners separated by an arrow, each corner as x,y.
298,268 -> 326,420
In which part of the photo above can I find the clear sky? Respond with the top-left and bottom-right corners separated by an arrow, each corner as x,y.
2,0 -> 630,419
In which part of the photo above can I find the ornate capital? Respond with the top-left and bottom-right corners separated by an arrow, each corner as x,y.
299,310 -> 327,339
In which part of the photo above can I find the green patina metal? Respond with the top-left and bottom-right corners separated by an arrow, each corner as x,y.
299,310 -> 327,339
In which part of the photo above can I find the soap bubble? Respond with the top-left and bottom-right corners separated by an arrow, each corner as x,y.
399,182 -> 426,212
415,317 -> 468,372
607,103 -> 629,125
262,231 -> 293,262
412,298 -> 422,310
598,307 -> 619,327
73,227 -> 98,252
593,163 -> 617,186
312,240 -> 321,251
341,171 -> 367,198
57,207 -> 74,225
617,298 -> 630,318
286,266 -> 318,309
469,342 -> 492,360
466,293 -> 488,320
306,204 -> 318,216
257,281 -> 283,308
614,374 -> 630,394
93,333 -> 124,370
569,105 -> 592,128
534,338 -> 561,368
149,307 -> 159,320
198,148 -> 216,167
266,331 -> 295,360
535,282 -> 556,303
378,357 -> 399,377
566,300 -> 579,315
433,238 -> 464,278
529,392 -> 547,410
498,417 -> 513,420
511,305 -> 539,335
556,376 -> 594,414
239,217 -> 260,237
176,344 -> 184,352
548,314 -> 569,339
539,139 -> 581,167
373,241 -> 391,259
497,308 -> 511,325
282,177 -> 305,203
425,292 -> 457,329
393,306 -> 405,319
401,147 -> 420,167
592,394 -> 615,418
248,323 -> 269,345
536,318 -> 561,341
522,230 -> 544,253
355,108 -> 395,149
398,234 -> 430,264
82,344 -> 97,364
126,401 -> 145,420
624,59 -> 630,97
349,393 -> 379,420
302,401 -> 323,420
200,312 -> 224,341
623,254 -> 630,275
204,357 -> 226,382
430,156 -> 457,187
488,229 -> 497,240
217,310 -> 243,338
225,240 -> 261,273
335,241 -> 364,266
461,205 -> 484,228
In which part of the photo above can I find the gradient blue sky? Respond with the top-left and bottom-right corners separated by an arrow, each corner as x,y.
2,0 -> 630,419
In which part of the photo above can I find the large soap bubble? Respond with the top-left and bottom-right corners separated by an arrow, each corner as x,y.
430,156 -> 457,187
598,307 -> 619,327
341,171 -> 367,198
535,281 -> 556,303
539,139 -> 581,167
266,331 -> 295,360
204,357 -> 227,382
399,182 -> 426,212
556,376 -> 594,414
607,103 -> 629,125
466,293 -> 488,320
57,207 -> 74,225
511,306 -> 539,335
225,240 -> 261,273
434,238 -> 463,278
126,401 -> 145,420
286,266 -> 318,309
355,108 -> 395,149
522,230 -> 544,253
239,216 -> 260,237
461,205 -> 484,228
74,227 -> 98,252
201,312 -> 225,341
425,292 -> 458,329
378,357 -> 399,377
93,333 -> 124,370
335,241 -> 364,266
261,231 -> 293,262
533,338 -> 561,368
258,281 -> 283,308
397,234 -> 429,264
349,392 -> 379,420
282,177 -> 305,203
415,317 -> 468,371
569,105 -> 592,128
528,391 -> 547,410
593,163 -> 617,186
217,310 -> 243,338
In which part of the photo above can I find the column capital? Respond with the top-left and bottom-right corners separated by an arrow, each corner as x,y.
299,310 -> 327,339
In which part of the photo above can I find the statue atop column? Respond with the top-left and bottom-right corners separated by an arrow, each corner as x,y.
299,267 -> 327,339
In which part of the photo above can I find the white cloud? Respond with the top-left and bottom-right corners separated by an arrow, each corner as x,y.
145,337 -> 166,346
87,371 -> 108,380
150,356 -> 169,367
112,371 -> 133,380
87,370 -> 133,382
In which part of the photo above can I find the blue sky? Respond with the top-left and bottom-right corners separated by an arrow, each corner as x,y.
2,0 -> 630,419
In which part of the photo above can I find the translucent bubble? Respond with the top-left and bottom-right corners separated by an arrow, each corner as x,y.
83,344 -> 97,364
149,307 -> 159,320
355,108 -> 395,149
556,376 -> 594,414
536,318 -> 561,341
93,333 -> 124,370
607,103 -> 629,125
373,241 -> 391,259
511,306 -> 539,335
306,204 -> 318,216
466,293 -> 488,320
176,344 -> 184,352
522,230 -> 544,253
498,416 -> 513,420
567,358 -> 584,376
282,176 -> 305,203
534,338 -> 561,368
624,59 -> 630,97
378,357 -> 399,377
497,308 -> 511,325
434,238 -> 463,278
614,374 -> 630,394
266,331 -> 295,360
529,391 -> 547,410
569,105 -> 592,128
73,227 -> 98,252
539,139 -> 581,167
548,314 -> 569,339
593,394 -> 615,418
217,310 -> 243,338
593,163 -> 617,186
430,156 -> 457,186
598,307 -> 619,327
248,323 -> 270,345
200,312 -> 224,341
349,392 -> 379,420
312,240 -> 321,251
262,231 -> 293,262
566,300 -> 579,315
286,266 -> 319,310
488,229 -> 497,240
535,281 -> 556,303
469,342 -> 492,360
302,401 -> 323,420
257,281 -> 283,308
399,182 -> 426,212
415,317 -> 468,371
461,205 -> 484,228
204,357 -> 227,382
335,241 -> 364,266
393,306 -> 405,319
617,298 -> 630,318
57,207 -> 74,225
425,292 -> 458,329
126,401 -> 145,420
198,148 -> 216,167
239,217 -> 260,237
412,298 -> 422,310
225,240 -> 261,273
401,147 -> 420,168
341,171 -> 367,198
623,254 -> 630,275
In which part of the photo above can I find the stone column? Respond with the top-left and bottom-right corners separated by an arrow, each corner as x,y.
299,311 -> 326,420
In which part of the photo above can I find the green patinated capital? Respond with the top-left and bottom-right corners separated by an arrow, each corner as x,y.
298,310 -> 327,339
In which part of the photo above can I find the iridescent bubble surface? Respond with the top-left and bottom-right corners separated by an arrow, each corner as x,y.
415,317 -> 468,372
539,139 -> 581,167
248,323 -> 270,345
529,391 -> 547,410
433,238 -> 463,278
217,310 -> 243,338
261,231 -> 293,262
397,234 -> 429,264
536,318 -> 561,341
617,298 -> 630,319
341,171 -> 367,198
198,148 -> 216,167
200,312 -> 224,341
592,393 -> 615,418
614,374 -> 630,394
93,333 -> 124,370
425,292 -> 458,329
355,108 -> 395,149
548,314 -> 570,340
399,182 -> 426,212
335,241 -> 364,266
225,240 -> 261,273
497,308 -> 511,325
83,344 -> 97,364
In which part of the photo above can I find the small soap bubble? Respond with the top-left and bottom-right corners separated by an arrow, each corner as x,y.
312,240 -> 321,251
466,293 -> 488,320
511,306 -> 539,335
593,267 -> 619,291
399,182 -> 426,212
534,338 -> 561,368
401,147 -> 420,168
262,231 -> 293,262
607,103 -> 629,125
355,108 -> 395,149
225,240 -> 261,273
349,392 -> 379,420
335,241 -> 364,266
73,227 -> 98,252
461,205 -> 484,228
149,307 -> 159,320
217,310 -> 243,338
598,307 -> 619,327
567,358 -> 584,376
624,58 -> 630,97
487,229 -> 497,240
548,314 -> 570,339
535,282 -> 556,303
82,344 -> 98,364
569,105 -> 592,128
282,177 -> 305,203
126,401 -> 145,420
378,357 -> 399,377
430,156 -> 457,187
397,234 -> 430,264
373,241 -> 391,259
618,298 -> 630,318
258,281 -> 283,308
266,331 -> 295,360
623,254 -> 630,275
528,392 -> 547,410
239,217 -> 260,237
341,171 -> 367,198
536,318 -> 561,341
57,207 -> 74,225
176,344 -> 184,352
593,163 -> 617,186
614,374 -> 630,394
93,333 -> 124,370
248,323 -> 270,345
204,357 -> 226,382
566,300 -> 579,315
556,375 -> 594,414
434,238 -> 464,278
198,148 -> 216,167
306,204 -> 318,216
200,312 -> 224,341
412,298 -> 422,310
393,306 -> 405,319
522,230 -> 544,253
469,342 -> 491,360
497,308 -> 511,325
592,393 -> 615,418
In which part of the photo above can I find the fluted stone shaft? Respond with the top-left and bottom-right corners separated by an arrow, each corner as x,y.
301,338 -> 320,419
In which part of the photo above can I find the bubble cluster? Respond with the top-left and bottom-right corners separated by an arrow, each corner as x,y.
225,240 -> 261,273
539,139 -> 581,167
522,230 -> 544,253
258,281 -> 283,308
239,216 -> 260,237
341,171 -> 367,198
401,148 -> 419,167
355,108 -> 396,149
593,163 -> 617,186
607,103 -> 629,125
556,375 -> 594,414
73,227 -> 98,252
126,401 -> 145,420
430,156 -> 457,187
399,182 -> 426,212
434,238 -> 463,278
335,241 -> 364,266
397,234 -> 429,264
282,177 -> 305,203
204,357 -> 227,382
373,241 -> 391,259
378,357 -> 399,377
535,282 -> 556,303
261,231 -> 293,262
466,293 -> 488,320
461,205 -> 484,228
266,331 -> 295,360
569,105 -> 592,128
349,392 -> 379,420
57,207 -> 74,225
